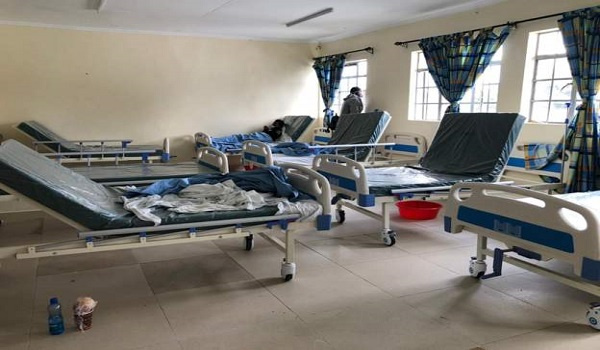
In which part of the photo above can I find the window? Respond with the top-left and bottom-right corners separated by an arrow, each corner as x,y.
332,60 -> 367,114
409,48 -> 503,121
526,29 -> 581,123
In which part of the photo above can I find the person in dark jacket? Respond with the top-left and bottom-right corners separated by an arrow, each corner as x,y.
340,87 -> 364,115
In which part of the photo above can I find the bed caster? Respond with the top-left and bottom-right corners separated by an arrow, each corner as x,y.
381,229 -> 396,247
281,262 -> 296,282
244,235 -> 254,251
586,303 -> 600,330
469,258 -> 487,278
335,209 -> 346,224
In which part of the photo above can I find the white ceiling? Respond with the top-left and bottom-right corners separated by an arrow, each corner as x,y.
0,0 -> 507,43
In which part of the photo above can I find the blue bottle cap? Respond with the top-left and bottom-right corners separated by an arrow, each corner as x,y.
50,297 -> 59,304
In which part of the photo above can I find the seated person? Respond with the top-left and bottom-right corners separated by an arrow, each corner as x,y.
263,119 -> 285,141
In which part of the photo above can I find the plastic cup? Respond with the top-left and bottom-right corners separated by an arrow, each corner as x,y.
74,310 -> 94,331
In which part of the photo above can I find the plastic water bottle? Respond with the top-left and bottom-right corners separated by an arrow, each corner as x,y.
47,297 -> 65,335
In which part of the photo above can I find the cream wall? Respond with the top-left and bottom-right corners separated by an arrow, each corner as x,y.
0,26 -> 318,160
319,0 -> 598,145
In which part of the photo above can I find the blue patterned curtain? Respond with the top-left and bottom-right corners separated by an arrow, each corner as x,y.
558,7 -> 600,192
418,26 -> 511,114
313,54 -> 346,127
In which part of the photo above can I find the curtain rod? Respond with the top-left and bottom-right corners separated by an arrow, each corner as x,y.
394,11 -> 566,47
313,46 -> 374,60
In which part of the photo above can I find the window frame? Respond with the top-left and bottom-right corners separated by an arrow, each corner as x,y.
527,28 -> 579,124
409,49 -> 502,122
332,59 -> 368,114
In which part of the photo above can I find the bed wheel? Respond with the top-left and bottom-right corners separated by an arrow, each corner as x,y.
336,209 -> 346,224
244,235 -> 254,251
381,230 -> 396,247
281,262 -> 296,282
469,258 -> 487,279
586,303 -> 600,330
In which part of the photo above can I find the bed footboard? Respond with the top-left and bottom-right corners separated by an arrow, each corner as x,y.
312,128 -> 332,145
382,132 -> 427,159
241,140 -> 273,167
196,147 -> 228,174
194,132 -> 212,149
445,183 -> 600,280
279,163 -> 332,230
313,155 -> 373,207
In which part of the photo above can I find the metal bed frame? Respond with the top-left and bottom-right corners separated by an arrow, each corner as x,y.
0,163 -> 331,281
445,183 -> 600,329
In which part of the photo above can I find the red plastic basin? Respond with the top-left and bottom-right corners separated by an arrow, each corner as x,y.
396,200 -> 442,220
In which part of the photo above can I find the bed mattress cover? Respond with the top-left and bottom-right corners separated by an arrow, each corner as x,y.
420,113 -> 524,177
0,140 -> 309,231
283,115 -> 314,141
326,111 -> 391,161
365,166 -> 491,196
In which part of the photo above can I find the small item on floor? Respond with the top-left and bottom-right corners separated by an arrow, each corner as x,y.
73,297 -> 98,331
47,297 -> 65,335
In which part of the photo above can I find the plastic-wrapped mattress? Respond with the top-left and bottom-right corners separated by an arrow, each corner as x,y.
0,140 -> 282,230
70,163 -> 216,183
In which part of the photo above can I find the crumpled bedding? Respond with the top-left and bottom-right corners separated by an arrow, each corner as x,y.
122,180 -> 321,225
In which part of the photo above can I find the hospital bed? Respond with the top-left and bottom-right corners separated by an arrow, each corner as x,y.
241,131 -> 427,168
194,115 -> 315,153
241,111 -> 427,168
15,120 -> 169,164
312,113 -> 526,246
0,140 -> 332,281
444,183 -> 600,329
70,147 -> 229,185
0,146 -> 229,222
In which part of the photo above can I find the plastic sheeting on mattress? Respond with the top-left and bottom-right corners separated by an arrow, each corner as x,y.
0,140 -> 295,230
365,166 -> 490,196
71,162 -> 216,182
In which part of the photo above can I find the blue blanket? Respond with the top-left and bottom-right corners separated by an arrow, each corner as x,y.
126,166 -> 310,201
208,132 -> 274,152
271,142 -> 315,156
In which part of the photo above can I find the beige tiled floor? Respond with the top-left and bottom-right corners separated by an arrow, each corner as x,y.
2,208 -> 600,349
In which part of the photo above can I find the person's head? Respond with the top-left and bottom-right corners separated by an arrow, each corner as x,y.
272,119 -> 285,129
350,87 -> 363,98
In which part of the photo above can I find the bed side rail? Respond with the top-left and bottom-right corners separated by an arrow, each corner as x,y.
241,140 -> 273,167
194,132 -> 212,149
196,147 -> 229,174
445,183 -> 600,278
279,163 -> 332,230
382,132 -> 428,158
312,154 -> 373,207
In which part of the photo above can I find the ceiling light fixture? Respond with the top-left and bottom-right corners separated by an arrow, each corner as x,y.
286,8 -> 333,27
